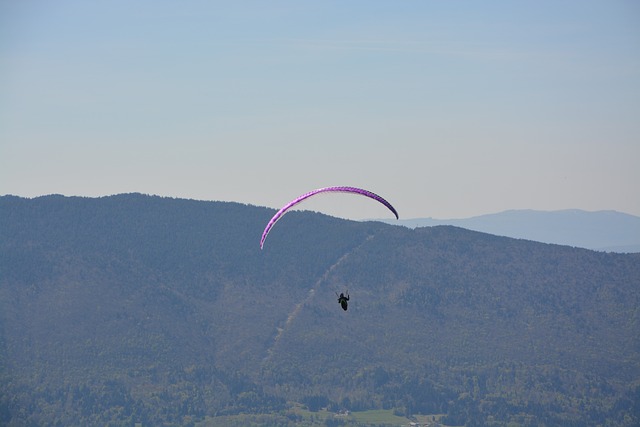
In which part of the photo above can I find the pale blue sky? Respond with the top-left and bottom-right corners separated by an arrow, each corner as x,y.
1,1 -> 639,219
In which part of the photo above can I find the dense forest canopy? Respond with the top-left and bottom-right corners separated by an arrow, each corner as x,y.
1,194 -> 639,426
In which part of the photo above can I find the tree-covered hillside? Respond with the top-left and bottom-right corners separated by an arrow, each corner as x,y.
1,194 -> 639,426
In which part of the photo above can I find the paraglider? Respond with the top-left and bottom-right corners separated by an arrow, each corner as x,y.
260,186 -> 398,311
336,292 -> 350,311
259,186 -> 399,249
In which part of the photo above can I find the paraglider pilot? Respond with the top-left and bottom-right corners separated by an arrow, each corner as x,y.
337,292 -> 349,311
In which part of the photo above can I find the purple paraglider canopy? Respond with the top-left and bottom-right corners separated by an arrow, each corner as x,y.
260,186 -> 399,249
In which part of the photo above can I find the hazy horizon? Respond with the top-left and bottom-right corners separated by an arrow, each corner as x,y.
2,1 -> 639,219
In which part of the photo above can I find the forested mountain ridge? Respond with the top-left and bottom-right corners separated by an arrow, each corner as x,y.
1,194 -> 639,426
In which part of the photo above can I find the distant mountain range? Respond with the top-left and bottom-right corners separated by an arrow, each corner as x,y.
1,194 -> 639,426
379,209 -> 640,253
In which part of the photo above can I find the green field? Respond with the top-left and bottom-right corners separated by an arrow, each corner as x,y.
196,407 -> 457,426
350,409 -> 411,425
